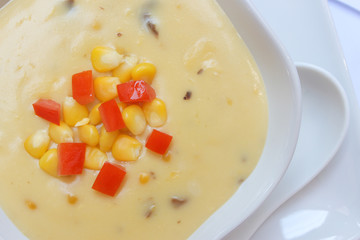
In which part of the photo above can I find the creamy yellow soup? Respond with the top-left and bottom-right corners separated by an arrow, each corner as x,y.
0,0 -> 268,239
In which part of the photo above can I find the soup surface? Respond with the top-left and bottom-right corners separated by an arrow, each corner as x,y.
0,0 -> 268,239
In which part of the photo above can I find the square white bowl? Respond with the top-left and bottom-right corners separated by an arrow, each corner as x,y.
0,0 -> 301,239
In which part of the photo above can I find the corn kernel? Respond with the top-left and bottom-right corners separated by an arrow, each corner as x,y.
89,103 -> 102,125
79,124 -> 99,147
162,151 -> 171,162
91,46 -> 124,72
67,194 -> 78,205
49,121 -> 73,144
139,172 -> 150,184
74,118 -> 90,127
94,76 -> 120,102
131,62 -> 156,84
39,149 -> 58,177
99,126 -> 119,152
112,54 -> 138,83
122,105 -> 146,135
143,98 -> 167,127
24,129 -> 50,159
84,146 -> 107,170
63,97 -> 89,127
25,200 -> 37,210
112,134 -> 142,161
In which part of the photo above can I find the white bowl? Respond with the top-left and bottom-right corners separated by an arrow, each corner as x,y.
189,0 -> 301,239
0,0 -> 301,239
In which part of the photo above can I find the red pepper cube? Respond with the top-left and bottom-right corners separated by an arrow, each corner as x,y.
98,99 -> 125,132
72,70 -> 95,105
92,162 -> 126,197
117,80 -> 156,103
58,143 -> 86,176
32,99 -> 61,125
145,129 -> 173,155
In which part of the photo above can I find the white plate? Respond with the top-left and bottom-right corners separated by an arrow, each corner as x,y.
231,0 -> 360,239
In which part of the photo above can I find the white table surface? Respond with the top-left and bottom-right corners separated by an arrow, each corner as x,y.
247,0 -> 360,239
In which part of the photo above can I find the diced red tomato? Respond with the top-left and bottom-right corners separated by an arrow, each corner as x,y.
117,80 -> 156,103
145,129 -> 173,155
72,70 -> 95,105
98,99 -> 125,132
92,162 -> 126,197
58,143 -> 86,176
32,99 -> 61,125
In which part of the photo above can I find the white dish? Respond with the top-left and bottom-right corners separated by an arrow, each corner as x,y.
0,0 -> 301,239
233,0 -> 360,239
